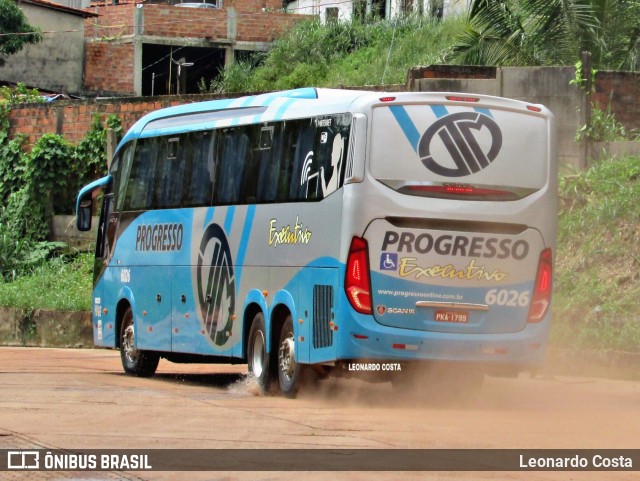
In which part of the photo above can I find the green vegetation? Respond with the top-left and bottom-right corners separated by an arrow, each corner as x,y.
203,0 -> 639,93
451,0 -> 639,71
0,89 -> 120,283
0,252 -> 93,311
552,155 -> 640,351
201,14 -> 465,92
576,104 -> 637,142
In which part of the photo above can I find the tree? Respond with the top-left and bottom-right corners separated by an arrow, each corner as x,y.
587,0 -> 640,71
450,0 -> 640,71
0,0 -> 43,67
449,0 -> 596,67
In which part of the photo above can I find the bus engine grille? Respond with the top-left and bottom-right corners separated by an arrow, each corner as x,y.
313,285 -> 334,349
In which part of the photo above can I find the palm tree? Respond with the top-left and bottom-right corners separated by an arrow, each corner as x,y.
588,0 -> 640,71
451,0 -> 640,71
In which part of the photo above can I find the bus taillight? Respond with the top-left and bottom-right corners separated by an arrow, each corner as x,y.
445,95 -> 480,102
346,236 -> 373,315
406,184 -> 518,200
527,248 -> 553,323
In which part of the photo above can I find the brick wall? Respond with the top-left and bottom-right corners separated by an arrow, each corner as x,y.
594,71 -> 640,132
84,4 -> 137,39
84,4 -> 307,42
82,4 -> 312,95
228,0 -> 284,13
141,4 -> 228,38
7,93 -> 234,149
84,43 -> 136,96
236,11 -> 305,42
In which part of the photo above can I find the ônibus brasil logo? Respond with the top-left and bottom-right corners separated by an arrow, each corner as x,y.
418,112 -> 503,177
196,223 -> 235,346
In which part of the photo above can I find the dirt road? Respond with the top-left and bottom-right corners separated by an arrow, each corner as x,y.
0,347 -> 638,481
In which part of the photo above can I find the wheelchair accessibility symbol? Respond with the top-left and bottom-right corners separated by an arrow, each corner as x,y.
380,253 -> 398,271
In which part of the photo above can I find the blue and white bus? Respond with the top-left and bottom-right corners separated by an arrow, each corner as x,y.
76,88 -> 557,397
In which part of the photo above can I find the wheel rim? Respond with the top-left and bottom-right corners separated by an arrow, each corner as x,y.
279,332 -> 295,382
122,323 -> 138,364
251,330 -> 266,378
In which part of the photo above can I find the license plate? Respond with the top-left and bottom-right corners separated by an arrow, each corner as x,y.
434,310 -> 469,323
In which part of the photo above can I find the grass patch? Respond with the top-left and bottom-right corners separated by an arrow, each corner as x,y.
0,251 -> 93,311
207,14 -> 465,92
552,155 -> 640,351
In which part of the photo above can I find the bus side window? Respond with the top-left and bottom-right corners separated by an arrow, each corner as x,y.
185,130 -> 216,207
125,139 -> 159,210
289,122 -> 316,201
277,123 -> 296,202
316,129 -> 345,199
256,125 -> 283,203
155,136 -> 185,208
239,126 -> 259,203
217,130 -> 249,205
114,142 -> 135,212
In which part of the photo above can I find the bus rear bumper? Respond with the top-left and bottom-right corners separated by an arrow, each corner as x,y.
337,314 -> 550,367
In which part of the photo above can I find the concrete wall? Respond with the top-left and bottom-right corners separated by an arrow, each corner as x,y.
1,4 -> 87,96
409,66 -> 583,167
0,308 -> 93,347
51,215 -> 98,250
286,0 -> 470,22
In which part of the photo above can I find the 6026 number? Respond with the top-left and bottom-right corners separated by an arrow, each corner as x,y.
484,288 -> 530,307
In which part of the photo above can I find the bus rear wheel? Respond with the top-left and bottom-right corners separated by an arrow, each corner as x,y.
278,315 -> 304,398
119,306 -> 159,377
247,312 -> 273,393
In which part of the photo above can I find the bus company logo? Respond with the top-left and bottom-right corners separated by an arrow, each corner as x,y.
418,112 -> 503,177
196,223 -> 235,346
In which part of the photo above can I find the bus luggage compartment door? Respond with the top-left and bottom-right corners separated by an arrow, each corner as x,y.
367,219 -> 546,335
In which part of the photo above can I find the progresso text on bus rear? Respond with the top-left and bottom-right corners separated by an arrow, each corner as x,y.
381,231 -> 529,260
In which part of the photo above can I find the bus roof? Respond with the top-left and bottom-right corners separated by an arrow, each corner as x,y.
118,88 -> 550,148
120,88 -> 370,145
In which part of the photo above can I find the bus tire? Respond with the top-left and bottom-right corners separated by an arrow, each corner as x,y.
247,312 -> 273,393
277,315 -> 304,398
119,306 -> 159,377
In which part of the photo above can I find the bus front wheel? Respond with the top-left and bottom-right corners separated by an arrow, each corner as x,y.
277,315 -> 304,398
247,312 -> 273,393
119,306 -> 159,377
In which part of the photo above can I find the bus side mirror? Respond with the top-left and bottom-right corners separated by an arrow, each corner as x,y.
77,198 -> 92,231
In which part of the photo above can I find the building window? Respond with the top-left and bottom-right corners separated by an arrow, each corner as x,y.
325,7 -> 339,23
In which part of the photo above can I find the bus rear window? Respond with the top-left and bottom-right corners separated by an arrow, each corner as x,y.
370,104 -> 549,198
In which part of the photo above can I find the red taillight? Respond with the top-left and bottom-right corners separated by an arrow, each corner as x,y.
445,95 -> 480,103
407,184 -> 516,200
527,248 -> 553,323
379,96 -> 396,102
345,236 -> 372,315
